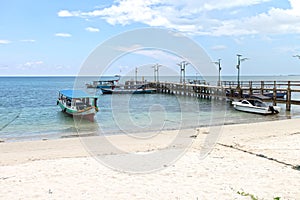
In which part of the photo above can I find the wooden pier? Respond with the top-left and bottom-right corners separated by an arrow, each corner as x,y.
149,80 -> 300,111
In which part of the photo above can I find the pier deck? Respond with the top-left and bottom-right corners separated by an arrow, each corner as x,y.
149,80 -> 300,111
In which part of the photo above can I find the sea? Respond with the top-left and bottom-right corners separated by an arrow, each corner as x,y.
0,75 -> 300,142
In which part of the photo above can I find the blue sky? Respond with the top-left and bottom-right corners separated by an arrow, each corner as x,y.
1,0 -> 300,76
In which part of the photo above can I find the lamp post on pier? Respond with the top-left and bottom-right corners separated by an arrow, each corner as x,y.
152,64 -> 162,83
135,67 -> 138,84
236,54 -> 248,88
152,65 -> 156,82
177,61 -> 189,83
213,59 -> 222,86
195,72 -> 200,84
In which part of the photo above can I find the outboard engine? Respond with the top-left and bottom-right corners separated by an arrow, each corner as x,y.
268,106 -> 279,114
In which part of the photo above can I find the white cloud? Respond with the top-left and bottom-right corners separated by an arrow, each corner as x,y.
211,0 -> 300,36
55,33 -> 72,37
0,40 -> 11,44
17,61 -> 44,70
20,39 -> 36,42
57,0 -> 300,36
58,10 -> 79,17
24,61 -> 43,67
85,27 -> 100,32
200,0 -> 271,11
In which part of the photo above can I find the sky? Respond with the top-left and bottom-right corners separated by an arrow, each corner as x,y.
1,0 -> 300,76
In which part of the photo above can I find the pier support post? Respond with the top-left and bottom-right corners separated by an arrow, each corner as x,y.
249,81 -> 253,97
151,80 -> 298,112
273,81 -> 277,106
261,81 -> 264,95
286,81 -> 291,111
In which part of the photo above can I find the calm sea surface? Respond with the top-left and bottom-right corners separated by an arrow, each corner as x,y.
0,76 -> 300,142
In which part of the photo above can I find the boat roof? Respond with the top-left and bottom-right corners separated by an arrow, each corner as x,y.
98,76 -> 120,82
59,90 -> 98,98
250,94 -> 272,100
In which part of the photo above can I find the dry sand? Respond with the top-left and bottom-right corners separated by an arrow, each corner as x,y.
0,119 -> 300,199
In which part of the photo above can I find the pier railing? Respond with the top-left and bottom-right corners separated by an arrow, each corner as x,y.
149,80 -> 300,111
222,81 -> 300,111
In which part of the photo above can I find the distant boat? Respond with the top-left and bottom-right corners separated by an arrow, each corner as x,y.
232,99 -> 281,115
263,91 -> 286,99
226,90 -> 286,99
57,90 -> 99,121
101,87 -> 156,94
101,81 -> 156,94
86,75 -> 120,89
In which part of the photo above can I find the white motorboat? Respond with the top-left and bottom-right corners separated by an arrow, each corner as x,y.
232,99 -> 281,115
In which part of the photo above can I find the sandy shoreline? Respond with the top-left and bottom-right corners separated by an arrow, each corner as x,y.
1,119 -> 300,199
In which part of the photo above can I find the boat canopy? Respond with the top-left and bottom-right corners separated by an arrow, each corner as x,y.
98,76 -> 120,82
59,90 -> 98,99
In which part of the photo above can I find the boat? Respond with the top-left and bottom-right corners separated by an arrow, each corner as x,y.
226,90 -> 286,99
101,81 -> 156,94
263,91 -> 286,99
101,87 -> 156,94
57,90 -> 99,121
232,99 -> 281,115
86,75 -> 120,89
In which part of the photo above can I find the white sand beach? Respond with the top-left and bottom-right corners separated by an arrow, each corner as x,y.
0,119 -> 300,199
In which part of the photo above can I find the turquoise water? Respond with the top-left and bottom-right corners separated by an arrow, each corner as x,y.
0,76 -> 299,142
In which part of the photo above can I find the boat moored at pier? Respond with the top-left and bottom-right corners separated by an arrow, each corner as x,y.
264,91 -> 287,99
86,75 -> 120,89
101,87 -> 156,94
101,81 -> 156,94
232,99 -> 281,115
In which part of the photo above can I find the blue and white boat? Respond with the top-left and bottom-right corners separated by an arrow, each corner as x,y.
57,90 -> 99,121
264,91 -> 286,99
86,75 -> 120,89
101,83 -> 156,94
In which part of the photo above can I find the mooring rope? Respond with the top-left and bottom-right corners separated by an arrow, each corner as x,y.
0,111 -> 21,132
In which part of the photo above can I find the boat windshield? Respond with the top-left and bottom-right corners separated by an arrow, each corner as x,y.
253,100 -> 267,107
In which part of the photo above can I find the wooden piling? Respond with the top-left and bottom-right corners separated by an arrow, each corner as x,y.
149,80 -> 300,111
273,81 -> 277,106
286,81 -> 291,111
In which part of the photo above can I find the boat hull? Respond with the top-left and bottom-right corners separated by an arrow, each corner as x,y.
57,100 -> 97,121
101,88 -> 156,94
87,85 -> 112,89
264,92 -> 286,99
232,101 -> 281,115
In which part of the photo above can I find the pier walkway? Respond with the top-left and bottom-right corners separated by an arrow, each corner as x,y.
149,80 -> 300,111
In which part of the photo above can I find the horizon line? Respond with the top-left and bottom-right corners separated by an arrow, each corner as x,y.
0,74 -> 299,77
